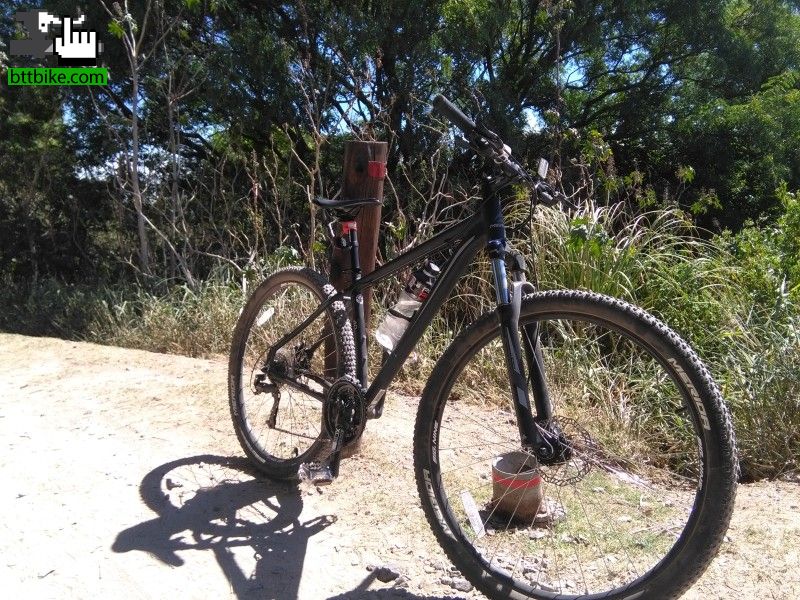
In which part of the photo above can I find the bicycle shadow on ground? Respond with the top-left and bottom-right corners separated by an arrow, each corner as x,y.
112,454 -> 334,599
113,454 -> 465,600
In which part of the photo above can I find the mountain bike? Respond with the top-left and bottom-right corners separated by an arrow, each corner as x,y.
228,95 -> 738,599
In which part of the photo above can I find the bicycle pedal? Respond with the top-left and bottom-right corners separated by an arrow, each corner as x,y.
298,461 -> 336,485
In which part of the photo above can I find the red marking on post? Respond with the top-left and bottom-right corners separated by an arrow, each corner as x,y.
368,161 -> 386,179
342,221 -> 358,234
492,473 -> 542,489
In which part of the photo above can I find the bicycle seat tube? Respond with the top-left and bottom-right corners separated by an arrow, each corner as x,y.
342,220 -> 369,389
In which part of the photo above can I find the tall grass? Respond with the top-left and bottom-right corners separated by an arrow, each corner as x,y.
1,200 -> 797,479
516,200 -> 799,480
0,277 -> 244,357
90,281 -> 245,356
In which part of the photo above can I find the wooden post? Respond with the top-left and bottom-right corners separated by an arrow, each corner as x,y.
326,141 -> 387,456
325,140 -> 386,384
329,140 -> 388,326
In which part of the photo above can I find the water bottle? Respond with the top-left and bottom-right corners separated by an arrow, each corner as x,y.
375,261 -> 440,351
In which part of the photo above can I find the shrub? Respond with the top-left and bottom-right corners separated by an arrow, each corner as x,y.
1,203 -> 797,479
517,199 -> 799,479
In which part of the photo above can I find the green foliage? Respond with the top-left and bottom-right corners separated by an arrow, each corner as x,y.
2,0 -> 799,479
667,0 -> 800,227
721,185 -> 800,304
521,200 -> 799,479
107,20 -> 125,39
0,78 -> 111,281
775,184 -> 800,291
685,73 -> 800,224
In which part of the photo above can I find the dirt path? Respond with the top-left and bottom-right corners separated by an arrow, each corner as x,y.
1,333 -> 797,599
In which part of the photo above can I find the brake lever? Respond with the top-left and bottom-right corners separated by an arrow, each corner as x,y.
533,181 -> 564,207
474,117 -> 501,142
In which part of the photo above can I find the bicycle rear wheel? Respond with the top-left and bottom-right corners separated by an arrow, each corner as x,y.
414,290 -> 737,600
229,267 -> 356,480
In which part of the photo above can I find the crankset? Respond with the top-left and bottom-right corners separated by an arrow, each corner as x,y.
298,377 -> 365,486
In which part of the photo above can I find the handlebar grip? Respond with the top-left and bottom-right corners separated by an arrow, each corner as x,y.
433,94 -> 477,136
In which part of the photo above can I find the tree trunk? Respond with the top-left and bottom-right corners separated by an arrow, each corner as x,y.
130,69 -> 151,276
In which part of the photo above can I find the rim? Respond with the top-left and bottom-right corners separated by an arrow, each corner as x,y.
237,277 -> 339,463
427,310 -> 707,598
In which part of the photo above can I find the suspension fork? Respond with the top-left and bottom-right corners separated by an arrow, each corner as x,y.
484,196 -> 545,450
507,250 -> 553,423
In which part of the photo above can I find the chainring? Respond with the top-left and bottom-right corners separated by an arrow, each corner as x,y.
323,378 -> 366,446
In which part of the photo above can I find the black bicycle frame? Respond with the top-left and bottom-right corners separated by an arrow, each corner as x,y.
268,190 -> 548,449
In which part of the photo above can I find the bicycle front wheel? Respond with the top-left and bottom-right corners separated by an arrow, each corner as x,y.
414,290 -> 737,600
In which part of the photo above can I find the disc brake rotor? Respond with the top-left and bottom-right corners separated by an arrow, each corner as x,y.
538,416 -> 595,486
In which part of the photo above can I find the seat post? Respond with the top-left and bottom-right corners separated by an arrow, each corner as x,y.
342,220 -> 361,280
342,221 -> 368,388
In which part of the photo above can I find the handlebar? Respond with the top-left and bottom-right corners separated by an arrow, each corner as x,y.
432,93 -> 564,207
432,95 -> 478,138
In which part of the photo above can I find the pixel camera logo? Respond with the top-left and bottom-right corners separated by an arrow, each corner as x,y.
10,10 -> 103,67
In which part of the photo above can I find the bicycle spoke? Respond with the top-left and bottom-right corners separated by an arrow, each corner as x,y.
420,298 -> 723,599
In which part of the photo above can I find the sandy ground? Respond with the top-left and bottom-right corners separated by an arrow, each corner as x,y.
1,333 -> 798,599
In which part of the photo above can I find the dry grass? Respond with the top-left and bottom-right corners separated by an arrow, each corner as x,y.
1,200 -> 797,478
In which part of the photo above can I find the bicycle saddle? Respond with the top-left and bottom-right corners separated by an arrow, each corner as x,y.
313,196 -> 382,210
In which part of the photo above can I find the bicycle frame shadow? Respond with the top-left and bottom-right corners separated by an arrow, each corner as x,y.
112,454 -> 334,599
113,454 -> 466,599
